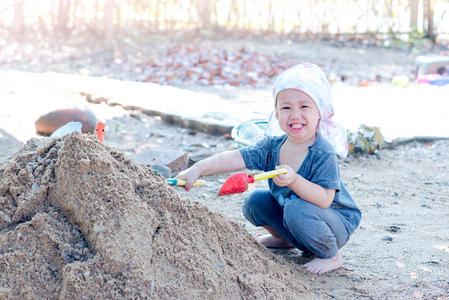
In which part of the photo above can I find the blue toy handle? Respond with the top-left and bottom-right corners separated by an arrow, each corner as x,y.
166,178 -> 206,186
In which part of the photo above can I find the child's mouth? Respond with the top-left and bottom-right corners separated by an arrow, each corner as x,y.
289,123 -> 304,131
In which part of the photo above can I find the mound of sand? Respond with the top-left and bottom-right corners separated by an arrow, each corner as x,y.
0,133 -> 313,299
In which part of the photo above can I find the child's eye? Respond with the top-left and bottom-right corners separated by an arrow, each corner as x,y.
281,106 -> 290,110
301,105 -> 309,109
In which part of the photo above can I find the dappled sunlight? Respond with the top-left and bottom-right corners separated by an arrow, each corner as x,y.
1,0 -> 449,39
395,261 -> 406,268
413,290 -> 424,298
417,266 -> 431,272
434,244 -> 449,254
1,1 -> 449,299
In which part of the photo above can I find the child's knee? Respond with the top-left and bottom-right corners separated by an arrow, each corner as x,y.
242,189 -> 274,225
283,199 -> 321,226
243,189 -> 271,210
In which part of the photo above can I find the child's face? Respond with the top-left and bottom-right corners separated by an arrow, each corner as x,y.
275,89 -> 320,143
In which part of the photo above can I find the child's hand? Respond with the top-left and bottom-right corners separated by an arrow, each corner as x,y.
176,165 -> 202,191
273,165 -> 298,187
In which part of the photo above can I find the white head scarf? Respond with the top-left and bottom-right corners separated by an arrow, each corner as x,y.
267,63 -> 348,158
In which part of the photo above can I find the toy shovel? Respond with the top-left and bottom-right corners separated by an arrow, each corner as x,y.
218,168 -> 287,196
166,178 -> 206,187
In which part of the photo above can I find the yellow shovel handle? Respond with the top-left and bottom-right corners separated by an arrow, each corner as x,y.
175,179 -> 206,186
253,169 -> 288,181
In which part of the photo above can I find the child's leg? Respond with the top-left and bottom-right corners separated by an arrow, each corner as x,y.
242,189 -> 301,249
283,199 -> 349,274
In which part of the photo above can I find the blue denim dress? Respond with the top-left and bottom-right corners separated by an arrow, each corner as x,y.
239,133 -> 362,258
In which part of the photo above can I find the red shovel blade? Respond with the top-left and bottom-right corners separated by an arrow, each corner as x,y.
95,121 -> 105,144
218,173 -> 253,196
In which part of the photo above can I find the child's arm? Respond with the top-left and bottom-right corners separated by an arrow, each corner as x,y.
176,150 -> 246,191
274,165 -> 335,209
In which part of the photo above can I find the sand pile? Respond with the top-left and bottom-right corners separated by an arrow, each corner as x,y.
0,133 -> 313,299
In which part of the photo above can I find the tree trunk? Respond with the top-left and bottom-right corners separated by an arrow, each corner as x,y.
242,0 -> 248,31
423,0 -> 435,42
104,0 -> 115,43
72,0 -> 80,29
51,0 -> 55,29
115,1 -> 121,32
136,0 -> 143,27
268,0 -> 275,32
37,0 -> 47,34
93,0 -> 99,33
13,0 -> 25,34
58,0 -> 71,34
226,0 -> 237,28
386,0 -> 394,33
197,0 -> 212,28
409,0 -> 418,30
155,0 -> 160,31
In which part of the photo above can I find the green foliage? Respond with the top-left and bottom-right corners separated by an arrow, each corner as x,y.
408,27 -> 427,47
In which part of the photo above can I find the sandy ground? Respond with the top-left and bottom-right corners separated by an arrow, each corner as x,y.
1,105 -> 448,298
104,114 -> 449,299
1,37 -> 449,299
1,133 -> 317,299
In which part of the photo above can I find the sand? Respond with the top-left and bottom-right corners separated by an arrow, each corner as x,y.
0,133 -> 315,299
2,35 -> 448,298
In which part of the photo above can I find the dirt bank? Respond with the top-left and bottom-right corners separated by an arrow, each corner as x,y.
0,133 -> 318,299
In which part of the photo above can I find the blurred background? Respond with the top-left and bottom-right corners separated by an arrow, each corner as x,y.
2,0 -> 449,41
1,4 -> 449,299
1,0 -> 449,145
1,0 -> 449,86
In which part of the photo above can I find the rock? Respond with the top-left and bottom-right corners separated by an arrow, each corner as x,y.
223,133 -> 232,140
188,154 -> 212,167
192,143 -> 209,148
386,225 -> 400,233
146,147 -> 185,166
129,113 -> 141,120
165,153 -> 189,173
1,212 -> 11,223
382,235 -> 393,241
35,109 -> 97,136
31,183 -> 39,191
50,122 -> 82,138
93,225 -> 106,233
151,164 -> 171,178
0,287 -> 12,298
348,124 -> 384,154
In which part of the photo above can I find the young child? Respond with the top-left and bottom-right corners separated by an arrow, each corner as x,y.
177,63 -> 362,274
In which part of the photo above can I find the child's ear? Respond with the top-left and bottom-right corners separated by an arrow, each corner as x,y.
275,110 -> 279,119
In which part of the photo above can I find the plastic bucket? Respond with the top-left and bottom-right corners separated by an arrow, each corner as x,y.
231,119 -> 268,147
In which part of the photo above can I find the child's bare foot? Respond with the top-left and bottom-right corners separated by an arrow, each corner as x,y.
303,251 -> 342,274
255,234 -> 295,248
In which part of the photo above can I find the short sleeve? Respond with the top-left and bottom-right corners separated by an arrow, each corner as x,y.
308,151 -> 341,192
238,137 -> 273,171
